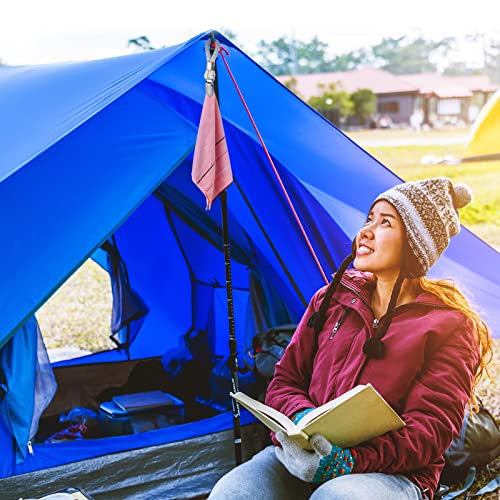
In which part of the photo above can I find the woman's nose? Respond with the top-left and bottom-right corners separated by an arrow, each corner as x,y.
359,225 -> 374,239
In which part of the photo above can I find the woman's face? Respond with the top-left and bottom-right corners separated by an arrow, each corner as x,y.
354,200 -> 405,280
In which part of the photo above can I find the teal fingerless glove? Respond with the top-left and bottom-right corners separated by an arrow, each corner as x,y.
290,408 -> 314,424
312,444 -> 357,483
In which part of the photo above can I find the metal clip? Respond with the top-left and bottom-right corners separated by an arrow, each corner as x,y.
204,61 -> 216,97
204,38 -> 221,97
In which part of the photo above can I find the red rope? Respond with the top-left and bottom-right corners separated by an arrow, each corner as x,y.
218,47 -> 329,285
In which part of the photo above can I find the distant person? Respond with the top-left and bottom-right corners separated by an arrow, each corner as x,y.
410,110 -> 423,132
208,177 -> 492,499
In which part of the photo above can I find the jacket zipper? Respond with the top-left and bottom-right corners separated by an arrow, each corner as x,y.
329,308 -> 350,339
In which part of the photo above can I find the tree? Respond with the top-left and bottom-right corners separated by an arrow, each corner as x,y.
442,62 -> 482,76
219,28 -> 242,48
253,33 -> 460,76
255,36 -> 338,75
280,76 -> 306,101
307,83 -> 353,119
350,88 -> 376,122
330,50 -> 370,71
128,28 -> 240,53
441,35 -> 485,75
128,36 -> 154,51
369,36 -> 454,74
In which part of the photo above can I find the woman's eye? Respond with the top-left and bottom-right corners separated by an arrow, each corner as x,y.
382,218 -> 391,226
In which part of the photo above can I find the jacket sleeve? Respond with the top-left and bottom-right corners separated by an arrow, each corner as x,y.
354,319 -> 480,474
264,287 -> 325,418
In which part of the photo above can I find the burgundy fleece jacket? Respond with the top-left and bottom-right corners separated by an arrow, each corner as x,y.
266,270 -> 479,498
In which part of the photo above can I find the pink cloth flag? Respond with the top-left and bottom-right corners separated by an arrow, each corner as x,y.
191,93 -> 233,210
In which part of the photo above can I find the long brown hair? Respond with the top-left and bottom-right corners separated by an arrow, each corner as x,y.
414,277 -> 493,410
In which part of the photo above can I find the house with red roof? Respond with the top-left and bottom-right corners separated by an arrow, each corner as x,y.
277,68 -> 497,128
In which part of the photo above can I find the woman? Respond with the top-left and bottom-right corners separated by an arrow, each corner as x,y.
208,177 -> 492,499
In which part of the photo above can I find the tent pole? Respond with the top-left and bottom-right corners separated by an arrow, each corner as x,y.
210,32 -> 242,466
221,190 -> 242,466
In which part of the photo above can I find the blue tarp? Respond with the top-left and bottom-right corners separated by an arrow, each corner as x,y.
0,30 -> 499,480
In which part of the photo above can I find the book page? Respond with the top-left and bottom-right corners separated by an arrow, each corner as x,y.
297,384 -> 367,429
297,384 -> 404,448
230,392 -> 295,433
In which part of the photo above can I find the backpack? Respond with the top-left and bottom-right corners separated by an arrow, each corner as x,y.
437,399 -> 500,499
249,324 -> 296,397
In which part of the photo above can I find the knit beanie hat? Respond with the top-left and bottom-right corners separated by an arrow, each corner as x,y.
308,177 -> 473,360
374,177 -> 473,277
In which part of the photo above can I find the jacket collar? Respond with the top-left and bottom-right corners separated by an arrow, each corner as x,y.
338,269 -> 447,309
339,269 -> 374,306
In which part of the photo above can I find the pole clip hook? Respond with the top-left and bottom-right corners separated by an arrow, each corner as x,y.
204,38 -> 221,96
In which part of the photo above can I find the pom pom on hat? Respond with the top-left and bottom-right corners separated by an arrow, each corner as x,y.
453,183 -> 473,209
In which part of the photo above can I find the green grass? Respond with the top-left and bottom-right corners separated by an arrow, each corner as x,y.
361,143 -> 500,251
347,127 -> 471,142
38,259 -> 114,352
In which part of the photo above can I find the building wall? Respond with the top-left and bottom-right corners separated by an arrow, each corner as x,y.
376,94 -> 415,124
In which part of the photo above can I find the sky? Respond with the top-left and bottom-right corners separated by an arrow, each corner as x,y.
1,0 -> 500,66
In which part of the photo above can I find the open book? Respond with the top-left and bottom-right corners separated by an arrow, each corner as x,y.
231,383 -> 404,450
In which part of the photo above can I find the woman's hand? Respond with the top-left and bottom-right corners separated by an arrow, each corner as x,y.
275,432 -> 356,483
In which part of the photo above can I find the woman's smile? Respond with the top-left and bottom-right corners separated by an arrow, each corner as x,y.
356,243 -> 374,256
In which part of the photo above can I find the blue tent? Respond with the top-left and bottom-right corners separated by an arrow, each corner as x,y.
0,31 -> 499,498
